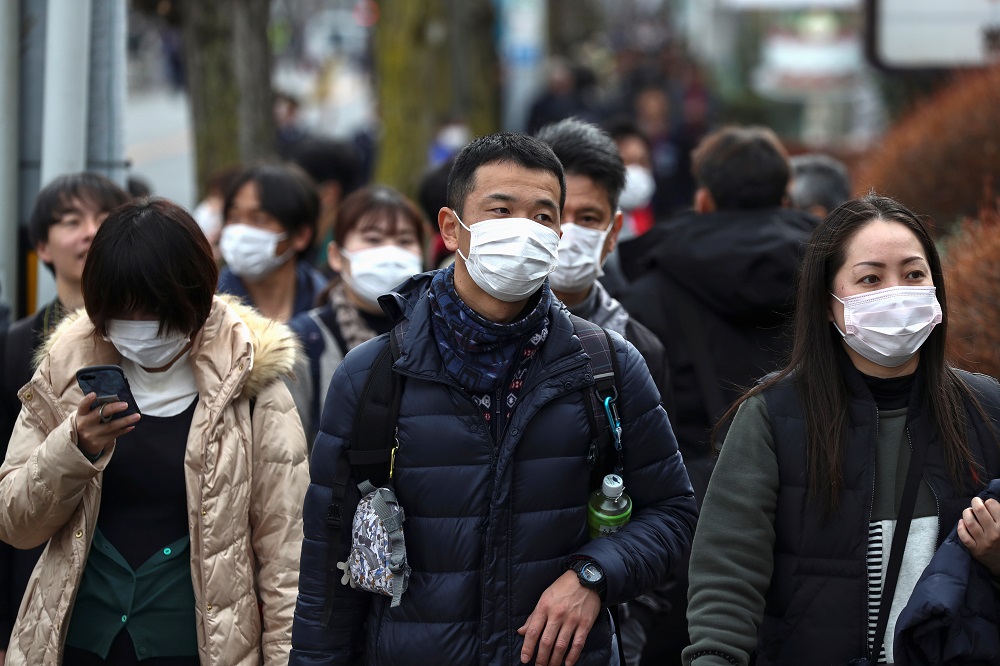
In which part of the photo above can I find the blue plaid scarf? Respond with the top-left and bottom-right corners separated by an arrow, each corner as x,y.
428,265 -> 551,394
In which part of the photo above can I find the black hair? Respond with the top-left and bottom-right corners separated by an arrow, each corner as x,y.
127,176 -> 153,198
223,163 -> 320,252
28,172 -> 131,249
288,137 -> 364,196
719,194 -> 981,514
334,184 -> 430,250
602,115 -> 652,153
446,132 -> 566,216
417,158 -> 454,226
789,153 -> 851,214
691,126 -> 790,210
536,118 -> 626,211
83,198 -> 218,337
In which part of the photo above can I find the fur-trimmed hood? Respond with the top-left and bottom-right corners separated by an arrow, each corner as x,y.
36,294 -> 300,404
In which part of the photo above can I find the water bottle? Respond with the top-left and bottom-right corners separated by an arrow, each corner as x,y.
587,474 -> 632,538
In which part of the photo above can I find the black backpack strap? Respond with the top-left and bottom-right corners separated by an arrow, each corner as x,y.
321,322 -> 406,627
570,314 -> 629,665
569,315 -> 623,488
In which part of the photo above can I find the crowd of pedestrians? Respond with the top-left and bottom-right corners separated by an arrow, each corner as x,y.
2,85 -> 1000,666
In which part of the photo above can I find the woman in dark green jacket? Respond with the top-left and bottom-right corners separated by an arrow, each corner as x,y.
685,195 -> 1000,666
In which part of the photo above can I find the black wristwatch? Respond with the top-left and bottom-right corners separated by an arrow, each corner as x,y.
569,559 -> 607,601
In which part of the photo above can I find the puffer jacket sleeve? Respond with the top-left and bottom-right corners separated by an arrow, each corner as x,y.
248,378 -> 310,665
0,360 -> 107,549
290,338 -> 381,665
571,331 -> 698,605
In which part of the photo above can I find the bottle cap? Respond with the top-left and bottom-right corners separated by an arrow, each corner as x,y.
602,474 -> 624,499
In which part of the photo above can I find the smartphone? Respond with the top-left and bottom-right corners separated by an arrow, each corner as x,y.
76,365 -> 142,420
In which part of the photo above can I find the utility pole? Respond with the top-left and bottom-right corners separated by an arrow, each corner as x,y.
0,1 -> 19,320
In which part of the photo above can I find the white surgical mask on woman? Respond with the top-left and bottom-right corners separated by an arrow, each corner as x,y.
106,319 -> 191,369
548,222 -> 612,293
831,285 -> 943,368
456,215 -> 560,302
618,164 -> 655,212
341,245 -> 424,307
220,223 -> 293,280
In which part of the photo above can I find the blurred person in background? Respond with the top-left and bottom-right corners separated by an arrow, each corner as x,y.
0,198 -> 308,664
527,57 -> 602,135
605,116 -> 657,240
537,117 -> 676,666
288,185 -> 428,441
601,116 -> 657,298
287,137 -> 365,270
618,127 -> 817,664
217,163 -> 326,322
191,165 -> 242,262
126,176 -> 152,199
1,173 -> 131,443
789,153 -> 852,219
417,157 -> 457,268
633,84 -> 681,219
685,195 -> 1000,665
620,125 -> 818,501
274,91 -> 309,157
0,174 -> 130,663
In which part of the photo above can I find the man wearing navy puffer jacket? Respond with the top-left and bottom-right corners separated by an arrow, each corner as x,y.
290,132 -> 697,666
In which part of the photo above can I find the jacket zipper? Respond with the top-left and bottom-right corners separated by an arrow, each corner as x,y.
865,404 -> 879,661
906,427 -> 940,546
449,355 -> 590,658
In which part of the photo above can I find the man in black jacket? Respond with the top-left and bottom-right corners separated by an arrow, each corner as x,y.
536,118 -> 673,418
290,132 -> 696,666
617,125 -> 817,664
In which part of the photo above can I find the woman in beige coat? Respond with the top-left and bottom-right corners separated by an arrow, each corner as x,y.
0,199 -> 309,665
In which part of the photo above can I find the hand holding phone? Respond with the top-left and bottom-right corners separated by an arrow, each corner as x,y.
75,365 -> 142,457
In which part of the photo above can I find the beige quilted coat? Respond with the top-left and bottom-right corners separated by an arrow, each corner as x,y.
0,296 -> 309,665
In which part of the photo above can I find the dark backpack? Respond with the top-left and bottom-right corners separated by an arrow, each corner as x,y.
320,314 -> 626,652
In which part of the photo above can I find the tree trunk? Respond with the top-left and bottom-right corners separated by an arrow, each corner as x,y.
180,0 -> 275,200
233,0 -> 275,164
374,0 -> 498,198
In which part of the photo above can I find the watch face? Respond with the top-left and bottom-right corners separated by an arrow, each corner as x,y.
581,562 -> 603,583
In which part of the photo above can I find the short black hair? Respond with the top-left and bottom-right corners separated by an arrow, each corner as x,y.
691,126 -> 790,210
288,137 -> 364,195
447,132 -> 566,216
127,176 -> 153,198
789,153 -> 851,214
603,115 -> 651,152
417,158 -> 453,225
223,163 -> 320,248
536,118 -> 626,211
83,198 -> 219,337
28,172 -> 131,248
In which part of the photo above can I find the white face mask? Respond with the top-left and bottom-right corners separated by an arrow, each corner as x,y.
342,245 -> 424,308
456,214 -> 560,303
548,222 -> 612,293
220,223 -> 293,281
832,285 -> 943,368
107,319 -> 191,369
617,164 -> 655,211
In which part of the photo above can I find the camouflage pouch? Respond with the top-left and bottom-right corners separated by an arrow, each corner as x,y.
340,480 -> 410,607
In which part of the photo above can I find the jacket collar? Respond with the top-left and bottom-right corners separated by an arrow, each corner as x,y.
378,270 -> 590,383
37,295 -> 299,415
